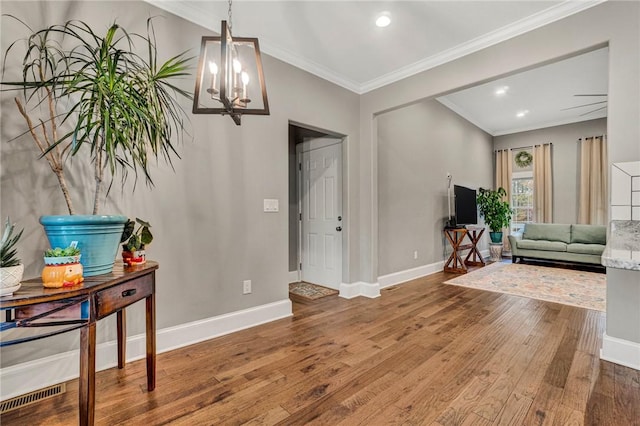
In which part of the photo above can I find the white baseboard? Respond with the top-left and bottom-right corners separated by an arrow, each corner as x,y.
339,282 -> 380,299
288,270 -> 300,283
0,299 -> 292,401
378,260 -> 445,289
376,250 -> 491,290
339,282 -> 360,299
360,282 -> 381,298
600,333 -> 640,370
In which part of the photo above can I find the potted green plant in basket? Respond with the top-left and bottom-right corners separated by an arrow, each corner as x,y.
2,17 -> 191,276
120,218 -> 153,266
1,217 -> 24,296
477,187 -> 512,244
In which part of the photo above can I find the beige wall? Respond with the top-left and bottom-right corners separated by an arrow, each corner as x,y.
494,118 -> 607,224
377,99 -> 492,276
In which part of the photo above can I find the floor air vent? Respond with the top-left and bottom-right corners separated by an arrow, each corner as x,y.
0,383 -> 66,414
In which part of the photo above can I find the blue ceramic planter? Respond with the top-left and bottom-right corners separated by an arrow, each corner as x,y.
40,215 -> 127,277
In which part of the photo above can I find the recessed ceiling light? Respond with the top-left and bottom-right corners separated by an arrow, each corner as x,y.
376,12 -> 391,28
516,110 -> 529,118
495,86 -> 509,96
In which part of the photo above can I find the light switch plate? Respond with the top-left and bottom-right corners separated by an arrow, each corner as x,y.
263,199 -> 279,212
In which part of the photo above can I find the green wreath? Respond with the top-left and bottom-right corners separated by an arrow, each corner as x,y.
514,150 -> 533,168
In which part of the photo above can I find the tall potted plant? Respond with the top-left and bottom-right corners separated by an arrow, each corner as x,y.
477,187 -> 512,244
3,18 -> 191,275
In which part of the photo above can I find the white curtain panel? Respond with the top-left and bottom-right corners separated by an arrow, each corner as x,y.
578,135 -> 608,225
495,149 -> 512,249
533,143 -> 553,223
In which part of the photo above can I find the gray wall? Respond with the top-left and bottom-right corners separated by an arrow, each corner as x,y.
494,118 -> 607,224
358,1 -> 640,284
377,100 -> 492,276
0,1 -> 360,367
2,0 -> 640,370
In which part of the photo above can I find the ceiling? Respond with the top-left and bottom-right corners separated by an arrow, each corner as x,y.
438,47 -> 609,136
146,0 -> 607,134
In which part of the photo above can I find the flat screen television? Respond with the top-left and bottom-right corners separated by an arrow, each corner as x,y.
454,185 -> 478,225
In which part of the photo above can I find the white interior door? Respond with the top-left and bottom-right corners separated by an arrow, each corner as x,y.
299,138 -> 342,288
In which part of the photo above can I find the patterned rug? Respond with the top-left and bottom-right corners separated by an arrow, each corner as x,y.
444,262 -> 606,312
289,282 -> 338,301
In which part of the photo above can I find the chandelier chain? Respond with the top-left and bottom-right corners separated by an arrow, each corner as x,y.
228,0 -> 233,31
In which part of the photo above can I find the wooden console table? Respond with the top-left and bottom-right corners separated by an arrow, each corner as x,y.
0,261 -> 158,426
444,228 -> 485,273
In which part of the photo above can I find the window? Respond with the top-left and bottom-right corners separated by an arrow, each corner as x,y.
511,171 -> 534,233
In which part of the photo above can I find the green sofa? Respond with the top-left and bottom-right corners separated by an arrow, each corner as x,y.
508,223 -> 606,266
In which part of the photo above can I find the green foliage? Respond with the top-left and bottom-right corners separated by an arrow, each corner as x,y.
3,17 -> 193,215
1,217 -> 23,267
44,246 -> 81,257
476,187 -> 512,232
121,217 -> 153,252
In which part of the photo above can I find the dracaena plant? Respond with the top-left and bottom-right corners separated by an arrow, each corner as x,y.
2,17 -> 192,215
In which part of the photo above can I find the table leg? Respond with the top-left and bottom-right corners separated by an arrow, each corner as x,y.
444,232 -> 458,269
464,229 -> 486,266
444,230 -> 468,273
79,323 -> 96,426
145,293 -> 156,391
117,309 -> 126,369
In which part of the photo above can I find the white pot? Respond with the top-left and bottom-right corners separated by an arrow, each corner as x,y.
1,264 -> 24,296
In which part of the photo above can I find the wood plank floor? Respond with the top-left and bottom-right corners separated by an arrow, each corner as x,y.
3,271 -> 639,425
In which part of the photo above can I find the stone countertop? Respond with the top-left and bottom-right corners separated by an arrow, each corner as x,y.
601,220 -> 640,271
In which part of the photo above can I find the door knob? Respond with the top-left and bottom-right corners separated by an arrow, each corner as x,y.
336,226 -> 342,232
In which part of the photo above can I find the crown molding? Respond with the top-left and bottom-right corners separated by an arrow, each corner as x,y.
143,0 -> 362,92
145,0 -> 605,95
256,41 -> 362,93
359,0 -> 606,93
492,113 -> 608,137
144,0 -> 223,33
436,97 -> 495,135
438,96 -> 607,137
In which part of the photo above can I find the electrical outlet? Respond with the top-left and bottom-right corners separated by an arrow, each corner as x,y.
414,250 -> 418,259
243,280 -> 252,294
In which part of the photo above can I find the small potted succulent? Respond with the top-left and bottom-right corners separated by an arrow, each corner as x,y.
42,244 -> 84,288
121,218 -> 153,266
1,217 -> 24,296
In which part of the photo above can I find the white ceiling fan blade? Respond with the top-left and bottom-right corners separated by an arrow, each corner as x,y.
579,106 -> 607,116
560,100 -> 607,111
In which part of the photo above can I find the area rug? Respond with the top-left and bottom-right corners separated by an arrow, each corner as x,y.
289,282 -> 338,301
444,262 -> 606,312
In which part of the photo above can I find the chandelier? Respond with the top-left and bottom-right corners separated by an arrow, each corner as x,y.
192,0 -> 269,125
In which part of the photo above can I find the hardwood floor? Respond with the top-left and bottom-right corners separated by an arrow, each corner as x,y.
3,271 -> 639,425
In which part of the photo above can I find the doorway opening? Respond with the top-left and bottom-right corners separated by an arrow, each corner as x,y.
288,122 -> 346,293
